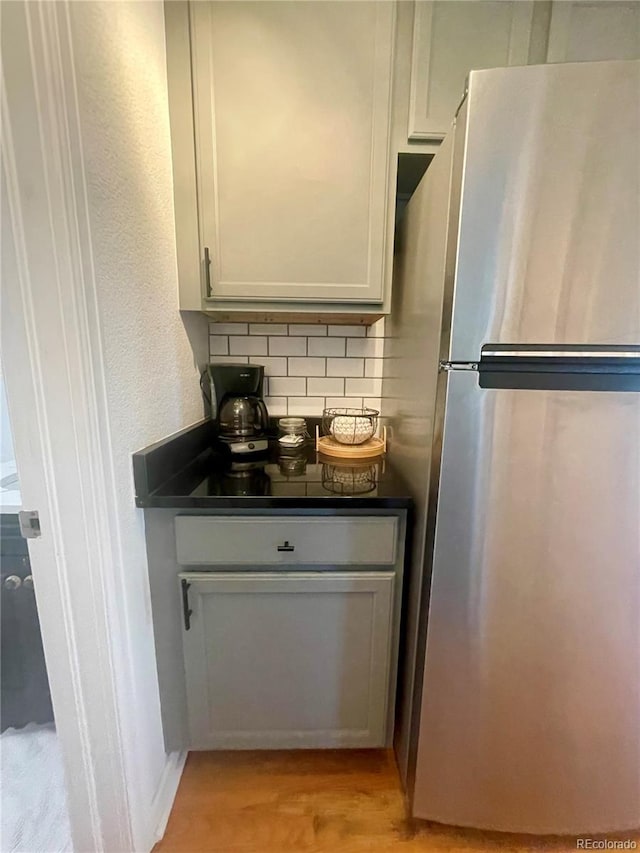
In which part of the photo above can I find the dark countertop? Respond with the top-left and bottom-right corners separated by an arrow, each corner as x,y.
133,419 -> 412,510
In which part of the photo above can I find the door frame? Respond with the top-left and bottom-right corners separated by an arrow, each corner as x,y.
1,3 -> 176,849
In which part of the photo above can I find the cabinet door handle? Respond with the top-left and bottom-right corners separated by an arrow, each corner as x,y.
277,541 -> 295,552
204,246 -> 212,297
181,578 -> 193,631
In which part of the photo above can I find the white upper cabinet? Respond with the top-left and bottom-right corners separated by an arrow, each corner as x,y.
546,1 -> 640,63
189,1 -> 395,306
407,0 -> 639,143
167,0 -> 638,316
408,1 -> 537,140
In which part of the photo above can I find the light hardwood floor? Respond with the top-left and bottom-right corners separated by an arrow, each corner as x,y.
154,750 -> 639,852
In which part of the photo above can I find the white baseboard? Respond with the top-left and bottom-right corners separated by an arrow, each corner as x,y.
150,750 -> 187,845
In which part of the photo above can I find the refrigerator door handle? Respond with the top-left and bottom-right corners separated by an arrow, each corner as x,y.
482,346 -> 640,360
478,344 -> 640,392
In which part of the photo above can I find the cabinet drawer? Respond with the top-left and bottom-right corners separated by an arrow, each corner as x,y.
175,516 -> 397,566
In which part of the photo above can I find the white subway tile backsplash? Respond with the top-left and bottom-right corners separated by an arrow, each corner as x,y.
346,377 -> 382,396
328,324 -> 365,337
229,335 -> 268,356
209,335 -> 229,355
288,357 -> 326,377
250,323 -> 288,335
307,377 -> 345,396
269,337 -> 307,356
364,398 -> 383,412
308,336 -> 346,357
367,319 -> 386,337
208,322 -> 387,415
325,397 -> 363,408
209,355 -> 249,365
248,356 -> 288,374
326,358 -> 364,377
365,358 -> 384,377
209,322 -> 248,335
288,324 -> 327,336
346,337 -> 384,358
287,397 -> 325,416
268,376 -> 306,396
371,336 -> 385,356
264,396 -> 287,416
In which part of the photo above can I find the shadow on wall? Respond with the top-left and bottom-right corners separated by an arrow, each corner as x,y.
181,312 -> 210,418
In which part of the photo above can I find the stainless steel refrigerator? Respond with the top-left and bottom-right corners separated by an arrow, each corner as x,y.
386,60 -> 640,834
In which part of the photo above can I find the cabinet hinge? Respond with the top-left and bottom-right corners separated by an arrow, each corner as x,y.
439,360 -> 478,373
18,510 -> 41,539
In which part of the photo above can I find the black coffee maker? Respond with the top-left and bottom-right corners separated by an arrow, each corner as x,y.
203,363 -> 269,455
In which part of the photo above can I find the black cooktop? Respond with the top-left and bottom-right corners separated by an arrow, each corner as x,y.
133,420 -> 412,510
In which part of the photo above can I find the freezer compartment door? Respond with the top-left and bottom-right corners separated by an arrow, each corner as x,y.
449,61 -> 640,360
413,371 -> 640,833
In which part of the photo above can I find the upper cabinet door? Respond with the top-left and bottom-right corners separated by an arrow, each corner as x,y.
190,1 -> 395,304
547,1 -> 640,63
409,1 -> 536,141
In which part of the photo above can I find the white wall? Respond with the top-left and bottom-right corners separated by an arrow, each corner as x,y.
0,367 -> 22,511
67,0 -> 205,842
0,370 -> 16,465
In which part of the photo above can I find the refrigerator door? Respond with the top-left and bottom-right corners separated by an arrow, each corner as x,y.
413,371 -> 640,833
448,60 -> 640,361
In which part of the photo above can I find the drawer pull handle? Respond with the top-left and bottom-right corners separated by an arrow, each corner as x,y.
181,578 -> 192,631
277,541 -> 295,553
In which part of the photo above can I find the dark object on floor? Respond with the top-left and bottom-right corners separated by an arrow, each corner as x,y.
1,513 -> 53,732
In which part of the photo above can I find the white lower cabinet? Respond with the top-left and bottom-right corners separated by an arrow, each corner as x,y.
180,571 -> 395,749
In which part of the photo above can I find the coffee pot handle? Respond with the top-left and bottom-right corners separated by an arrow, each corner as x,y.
257,398 -> 269,431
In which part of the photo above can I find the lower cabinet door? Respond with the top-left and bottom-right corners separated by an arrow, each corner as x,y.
179,572 -> 395,749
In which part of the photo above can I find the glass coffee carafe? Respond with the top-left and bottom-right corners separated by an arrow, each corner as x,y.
218,395 -> 269,441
